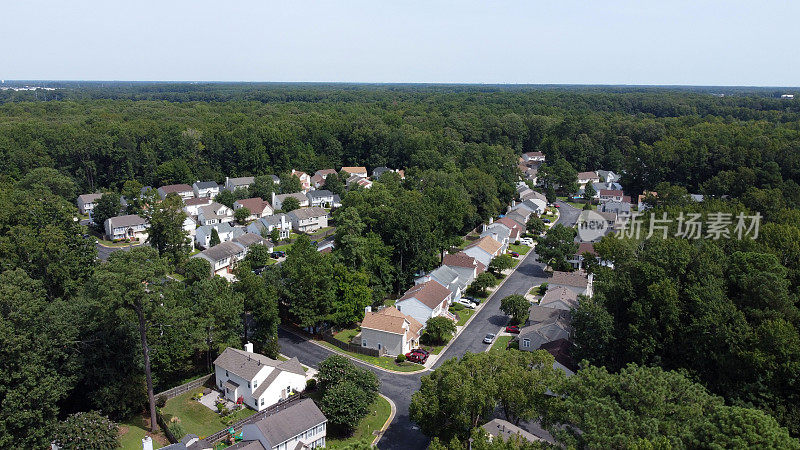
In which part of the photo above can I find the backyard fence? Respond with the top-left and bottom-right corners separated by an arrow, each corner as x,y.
205,394 -> 305,443
321,331 -> 383,357
155,373 -> 214,400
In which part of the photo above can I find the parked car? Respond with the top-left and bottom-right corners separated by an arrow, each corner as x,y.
410,348 -> 430,357
519,238 -> 534,246
509,251 -> 520,257
554,204 -> 560,208
542,218 -> 551,223
405,350 -> 428,364
483,333 -> 496,344
505,325 -> 520,334
455,298 -> 477,309
463,295 -> 481,304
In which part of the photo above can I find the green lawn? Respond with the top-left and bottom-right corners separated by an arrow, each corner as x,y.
274,243 -> 293,252
328,395 -> 392,448
317,341 -> 426,372
119,416 -> 165,449
161,388 -> 256,439
450,306 -> 474,326
530,285 -> 544,296
333,328 -> 360,345
383,299 -> 396,307
490,335 -> 513,352
508,244 -> 531,255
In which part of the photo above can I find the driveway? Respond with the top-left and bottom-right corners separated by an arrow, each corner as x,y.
553,201 -> 580,227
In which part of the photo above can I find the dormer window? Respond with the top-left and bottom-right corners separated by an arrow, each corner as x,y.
253,380 -> 258,388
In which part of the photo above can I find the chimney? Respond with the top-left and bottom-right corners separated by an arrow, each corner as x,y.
142,436 -> 154,450
365,306 -> 372,314
225,176 -> 230,188
489,217 -> 494,224
512,200 -> 516,207
482,223 -> 487,232
244,342 -> 254,353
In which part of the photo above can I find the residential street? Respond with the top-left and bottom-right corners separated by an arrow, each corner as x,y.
276,201 -> 582,449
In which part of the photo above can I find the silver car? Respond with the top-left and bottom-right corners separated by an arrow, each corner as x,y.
483,333 -> 496,344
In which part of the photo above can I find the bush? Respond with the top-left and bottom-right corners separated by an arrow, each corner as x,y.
306,378 -> 317,391
539,282 -> 548,294
422,316 -> 457,345
396,353 -> 406,363
450,303 -> 465,311
156,394 -> 167,408
168,421 -> 185,440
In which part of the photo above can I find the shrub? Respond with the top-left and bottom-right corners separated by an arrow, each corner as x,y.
306,378 -> 317,391
450,303 -> 465,311
156,394 -> 167,408
168,421 -> 185,440
422,316 -> 457,345
396,353 -> 406,363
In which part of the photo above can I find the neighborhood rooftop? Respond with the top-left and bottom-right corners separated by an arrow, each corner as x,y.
212,347 -> 304,381
251,398 -> 327,448
398,279 -> 451,309
550,270 -> 589,288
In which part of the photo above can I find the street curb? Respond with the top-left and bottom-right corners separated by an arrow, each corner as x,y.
279,326 -> 429,376
372,394 -> 396,446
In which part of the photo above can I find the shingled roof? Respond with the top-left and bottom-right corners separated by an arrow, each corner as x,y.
464,235 -> 503,256
251,398 -> 327,447
213,347 -> 304,381
550,271 -> 589,288
539,286 -> 580,311
397,280 -> 451,309
361,306 -> 423,338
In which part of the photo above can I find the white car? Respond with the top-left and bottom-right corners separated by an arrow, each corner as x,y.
483,333 -> 496,344
455,298 -> 477,309
519,238 -> 534,246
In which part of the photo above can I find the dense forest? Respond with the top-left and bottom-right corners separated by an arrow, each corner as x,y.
2,84 -> 800,447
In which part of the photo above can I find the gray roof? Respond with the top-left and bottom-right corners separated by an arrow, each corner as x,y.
77,193 -> 103,204
262,213 -> 287,227
274,192 -> 307,204
519,316 -> 571,350
424,265 -> 461,294
194,181 -> 219,189
107,214 -> 147,228
253,398 -> 327,447
229,176 -> 254,187
482,418 -> 541,444
232,232 -> 270,248
288,207 -> 328,220
213,347 -> 304,381
306,189 -> 333,200
600,200 -> 631,214
481,223 -> 511,242
197,241 -> 243,262
226,441 -> 266,450
269,175 -> 280,184
372,166 -> 390,178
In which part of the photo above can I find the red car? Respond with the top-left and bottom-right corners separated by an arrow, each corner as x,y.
405,351 -> 428,364
554,204 -> 560,208
509,251 -> 520,257
410,348 -> 430,356
505,325 -> 520,334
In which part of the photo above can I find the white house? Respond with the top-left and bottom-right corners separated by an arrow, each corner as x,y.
577,171 -> 600,186
599,189 -> 624,203
463,236 -> 503,267
104,214 -> 149,241
272,192 -> 309,211
241,398 -> 327,450
248,214 -> 292,240
395,280 -> 455,326
415,265 -> 463,301
234,198 -> 274,221
157,184 -> 195,200
197,202 -> 234,226
360,306 -> 423,356
182,197 -> 213,217
306,190 -> 335,208
509,199 -> 546,217
213,345 -> 306,412
287,207 -> 329,233
310,169 -> 337,188
442,252 -> 486,293
291,169 -> 312,192
341,166 -> 368,178
76,193 -> 103,215
480,222 -> 511,254
521,151 -> 546,164
195,222 -> 243,249
225,176 -> 255,192
193,241 -> 246,276
192,181 -> 220,198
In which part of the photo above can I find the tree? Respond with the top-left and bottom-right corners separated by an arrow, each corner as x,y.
279,172 -> 303,194
182,257 -> 211,284
245,243 -> 272,268
281,196 -> 301,212
500,295 -> 529,324
324,173 -> 345,196
214,189 -> 236,208
234,206 -> 251,224
422,316 -> 457,345
94,247 -> 168,433
317,355 -> 380,435
539,158 -> 577,195
92,192 -> 121,232
145,194 -> 190,266
279,235 -> 334,332
467,272 -> 497,297
489,254 -> 515,275
51,411 -> 119,450
248,270 -> 280,357
249,175 -> 275,200
583,182 -> 596,202
535,224 -> 577,272
526,216 -> 545,234
17,167 -> 76,200
209,228 -> 221,247
269,227 -> 281,243
329,264 -> 373,327
121,179 -> 144,214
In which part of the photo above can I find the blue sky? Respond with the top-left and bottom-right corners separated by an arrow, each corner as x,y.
1,1 -> 798,85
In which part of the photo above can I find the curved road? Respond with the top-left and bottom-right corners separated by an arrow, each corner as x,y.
278,202 -> 581,449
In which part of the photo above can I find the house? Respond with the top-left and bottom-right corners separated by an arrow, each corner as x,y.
416,265 -> 463,301
225,176 -> 255,192
76,193 -> 103,215
442,252 -> 486,293
232,233 -> 273,253
355,178 -> 373,189
371,166 -> 391,179
360,306 -> 423,356
496,216 -> 524,241
550,270 -> 593,297
599,189 -> 624,202
197,202 -> 234,226
395,280 -> 455,326
272,192 -> 309,211
287,207 -> 329,232
104,214 -> 148,241
518,312 -> 571,351
183,216 -> 197,249
193,241 -> 247,276
540,338 -> 578,376
340,166 -> 368,178
570,242 -> 597,269
269,175 -> 280,185
248,214 -> 292,240
522,166 -> 539,185
520,189 -> 547,203
463,235 -> 504,267
480,222 -> 511,253
577,171 -> 600,185
310,169 -> 337,188
505,211 -> 530,229
482,419 -> 543,445
234,198 -> 274,221
290,169 -> 311,192
182,197 -> 213,216
157,184 -> 195,200
213,345 -> 306,411
539,286 -> 580,311
638,191 -> 657,210
600,200 -> 632,217
240,398 -> 327,449
195,222 -> 243,249
192,181 -> 220,199
521,151 -> 546,164
345,174 -> 365,188
596,170 -> 620,184
331,194 -> 342,208
509,199 -> 546,216
306,190 -> 335,208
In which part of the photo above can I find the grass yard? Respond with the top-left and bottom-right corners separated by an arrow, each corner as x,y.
450,306 -> 474,326
333,328 -> 360,345
508,244 -> 531,255
383,299 -> 396,307
304,392 -> 391,449
490,335 -> 513,352
274,243 -> 293,252
119,415 -> 167,449
161,388 -> 256,439
316,341 -> 426,372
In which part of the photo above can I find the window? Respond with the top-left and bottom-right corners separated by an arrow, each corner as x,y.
247,381 -> 250,388
260,397 -> 264,406
253,380 -> 257,388
225,370 -> 229,377
522,339 -> 530,348
362,339 -> 367,347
